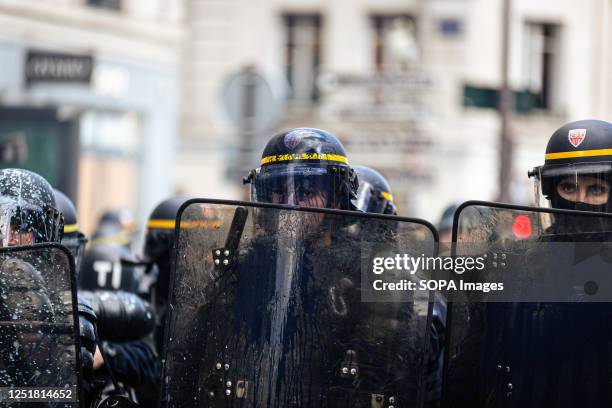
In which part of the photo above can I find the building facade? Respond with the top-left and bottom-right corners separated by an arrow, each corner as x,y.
0,0 -> 184,233
179,0 -> 612,222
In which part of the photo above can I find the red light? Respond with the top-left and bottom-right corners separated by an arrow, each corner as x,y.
512,215 -> 532,239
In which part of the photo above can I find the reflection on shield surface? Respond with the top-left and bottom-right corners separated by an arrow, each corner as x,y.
443,201 -> 612,408
0,244 -> 80,408
160,200 -> 438,408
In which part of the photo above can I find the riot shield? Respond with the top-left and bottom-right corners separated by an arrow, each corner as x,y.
0,244 -> 80,407
160,199 -> 438,408
442,201 -> 612,408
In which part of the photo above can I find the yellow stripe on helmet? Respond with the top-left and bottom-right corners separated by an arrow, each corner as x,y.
147,219 -> 176,229
147,219 -> 222,230
261,153 -> 348,165
381,191 -> 394,202
545,148 -> 612,160
182,220 -> 222,228
64,224 -> 79,233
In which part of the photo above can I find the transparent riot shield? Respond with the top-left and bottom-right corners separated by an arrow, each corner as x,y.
160,199 -> 439,408
442,201 -> 612,408
0,244 -> 80,407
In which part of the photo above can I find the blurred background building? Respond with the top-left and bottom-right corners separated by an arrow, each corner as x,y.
179,0 -> 611,221
1,0 -> 611,228
0,0 -> 183,234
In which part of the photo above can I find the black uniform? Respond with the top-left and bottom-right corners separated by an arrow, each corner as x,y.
54,187 -> 158,406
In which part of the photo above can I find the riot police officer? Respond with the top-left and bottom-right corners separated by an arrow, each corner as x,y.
54,189 -> 88,272
353,164 -> 397,214
0,169 -> 98,404
449,120 -> 612,407
525,120 -> 612,405
237,130 -> 432,406
141,196 -> 190,355
530,119 -> 612,211
53,189 -> 158,406
529,119 -> 612,235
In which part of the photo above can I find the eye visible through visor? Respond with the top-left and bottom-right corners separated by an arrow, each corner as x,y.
252,164 -> 336,207
532,162 -> 612,209
0,200 -> 60,247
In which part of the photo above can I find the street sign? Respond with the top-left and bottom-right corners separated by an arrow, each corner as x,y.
25,50 -> 93,85
220,66 -> 283,134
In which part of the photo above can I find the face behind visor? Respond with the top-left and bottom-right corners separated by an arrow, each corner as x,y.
0,197 -> 62,247
529,120 -> 612,234
0,169 -> 63,247
531,163 -> 612,212
352,165 -> 397,215
252,163 -> 345,208
245,128 -> 358,210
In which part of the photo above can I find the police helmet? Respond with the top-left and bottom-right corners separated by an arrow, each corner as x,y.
53,189 -> 88,271
143,196 -> 192,305
0,168 -> 63,246
144,197 -> 190,263
529,119 -> 612,213
353,165 -> 397,214
91,208 -> 135,247
244,128 -> 358,210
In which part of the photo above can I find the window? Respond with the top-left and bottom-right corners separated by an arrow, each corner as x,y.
87,0 -> 121,11
371,14 -> 418,73
463,85 -> 548,114
463,23 -> 561,114
284,14 -> 322,104
522,22 -> 560,111
78,111 -> 141,234
439,19 -> 462,37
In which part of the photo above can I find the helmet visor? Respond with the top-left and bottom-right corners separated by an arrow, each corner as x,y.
354,181 -> 388,214
62,232 -> 87,272
532,162 -> 612,211
251,163 -> 347,209
144,228 -> 174,262
0,198 -> 62,247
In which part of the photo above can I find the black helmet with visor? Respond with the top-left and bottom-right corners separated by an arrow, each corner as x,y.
54,189 -> 87,271
244,128 -> 358,210
0,168 -> 63,247
353,165 -> 397,214
529,119 -> 612,213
